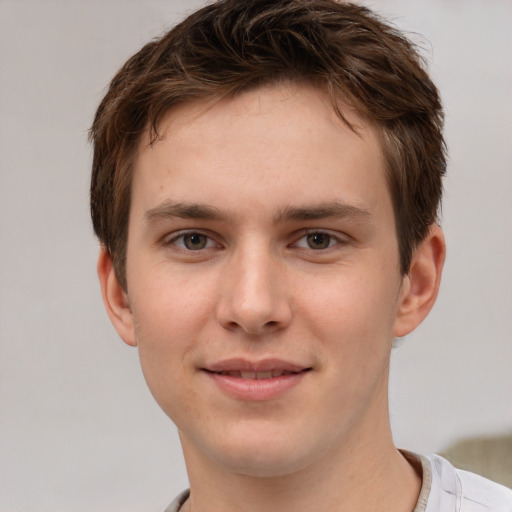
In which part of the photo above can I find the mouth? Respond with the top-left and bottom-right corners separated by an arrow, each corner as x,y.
205,369 -> 308,379
203,358 -> 311,378
202,360 -> 312,400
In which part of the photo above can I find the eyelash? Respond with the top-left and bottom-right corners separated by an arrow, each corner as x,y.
165,231 -> 220,251
293,230 -> 346,250
164,229 -> 346,252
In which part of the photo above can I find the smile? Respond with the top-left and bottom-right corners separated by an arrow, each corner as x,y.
203,360 -> 311,401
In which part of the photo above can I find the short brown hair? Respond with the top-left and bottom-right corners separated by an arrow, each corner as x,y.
90,0 -> 446,289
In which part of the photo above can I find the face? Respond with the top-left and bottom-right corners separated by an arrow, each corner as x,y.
116,83 -> 413,477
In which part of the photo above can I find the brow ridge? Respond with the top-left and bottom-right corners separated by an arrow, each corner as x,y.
144,200 -> 371,225
144,200 -> 227,222
273,202 -> 371,223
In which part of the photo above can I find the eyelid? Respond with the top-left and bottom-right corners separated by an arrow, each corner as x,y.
163,229 -> 222,250
291,229 -> 349,249
160,228 -> 349,251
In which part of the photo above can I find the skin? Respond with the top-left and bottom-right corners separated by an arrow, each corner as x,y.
99,82 -> 445,512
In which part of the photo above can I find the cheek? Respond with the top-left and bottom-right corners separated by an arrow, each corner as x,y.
303,270 -> 399,336
130,263 -> 215,339
298,269 -> 399,383
131,298 -> 208,425
128,271 -> 214,395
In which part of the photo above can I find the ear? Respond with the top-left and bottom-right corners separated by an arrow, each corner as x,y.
393,224 -> 446,337
97,247 -> 137,346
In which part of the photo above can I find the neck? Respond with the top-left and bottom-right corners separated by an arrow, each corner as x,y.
179,398 -> 421,512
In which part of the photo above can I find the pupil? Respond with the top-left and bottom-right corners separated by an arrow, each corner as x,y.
185,233 -> 206,250
307,232 -> 330,249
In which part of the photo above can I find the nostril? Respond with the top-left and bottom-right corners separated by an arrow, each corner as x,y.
215,284 -> 292,334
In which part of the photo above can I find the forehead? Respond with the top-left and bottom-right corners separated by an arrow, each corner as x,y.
131,82 -> 390,223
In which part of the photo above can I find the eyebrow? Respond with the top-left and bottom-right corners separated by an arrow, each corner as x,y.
144,200 -> 371,224
144,200 -> 228,223
273,202 -> 372,224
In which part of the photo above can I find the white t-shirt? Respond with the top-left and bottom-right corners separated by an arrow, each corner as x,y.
415,453 -> 511,511
164,453 -> 512,511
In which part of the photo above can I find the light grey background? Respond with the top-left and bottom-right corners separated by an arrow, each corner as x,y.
0,1 -> 511,511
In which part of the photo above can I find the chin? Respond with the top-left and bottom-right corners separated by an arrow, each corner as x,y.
218,449 -> 313,478
204,424 -> 326,478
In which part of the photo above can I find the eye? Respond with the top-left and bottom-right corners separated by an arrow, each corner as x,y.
295,231 -> 339,250
170,232 -> 216,251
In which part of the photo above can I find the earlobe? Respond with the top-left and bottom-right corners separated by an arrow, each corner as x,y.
97,247 -> 137,347
393,225 -> 446,338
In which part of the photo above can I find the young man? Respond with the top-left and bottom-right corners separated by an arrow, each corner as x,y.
89,1 -> 512,510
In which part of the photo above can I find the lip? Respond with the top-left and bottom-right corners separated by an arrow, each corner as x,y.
205,358 -> 307,374
202,358 -> 312,401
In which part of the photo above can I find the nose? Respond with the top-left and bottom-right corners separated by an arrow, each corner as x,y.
215,244 -> 292,336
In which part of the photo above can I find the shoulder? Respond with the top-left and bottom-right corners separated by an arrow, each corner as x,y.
425,454 -> 512,511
